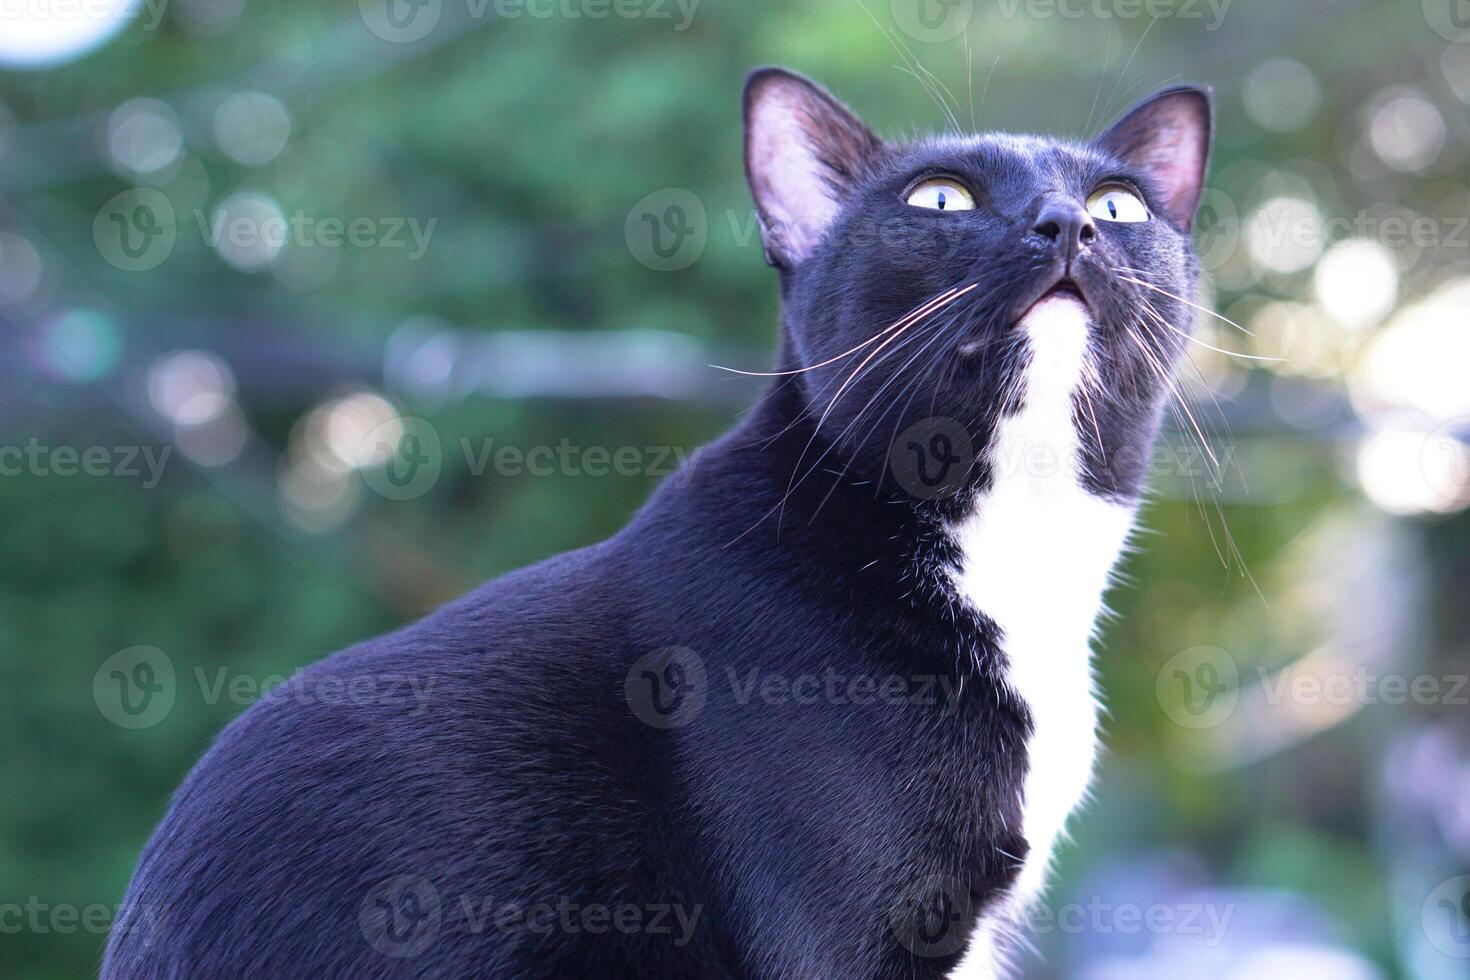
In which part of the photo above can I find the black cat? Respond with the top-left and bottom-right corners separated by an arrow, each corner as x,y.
104,67 -> 1210,979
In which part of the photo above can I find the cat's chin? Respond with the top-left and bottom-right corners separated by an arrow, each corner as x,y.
1014,292 -> 1091,374
1017,278 -> 1089,322
957,289 -> 1090,358
1019,290 -> 1090,327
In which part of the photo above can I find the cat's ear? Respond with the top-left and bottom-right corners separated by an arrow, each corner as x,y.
1094,85 -> 1213,229
743,67 -> 884,268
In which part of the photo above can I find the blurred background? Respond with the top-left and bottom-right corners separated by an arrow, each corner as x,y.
2,0 -> 1469,976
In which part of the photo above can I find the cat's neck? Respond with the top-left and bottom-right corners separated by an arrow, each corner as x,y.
650,305 -> 1142,624
644,379 -> 969,617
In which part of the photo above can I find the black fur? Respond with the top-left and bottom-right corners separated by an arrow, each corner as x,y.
104,69 -> 1210,979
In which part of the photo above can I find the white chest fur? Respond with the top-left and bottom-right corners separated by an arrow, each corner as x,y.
946,297 -> 1134,979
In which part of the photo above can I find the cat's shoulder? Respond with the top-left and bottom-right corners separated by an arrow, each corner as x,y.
104,542 -> 650,977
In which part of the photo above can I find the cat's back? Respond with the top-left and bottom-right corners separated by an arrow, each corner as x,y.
102,540 -> 709,979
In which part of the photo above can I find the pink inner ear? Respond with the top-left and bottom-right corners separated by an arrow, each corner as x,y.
1141,127 -> 1207,221
1097,90 -> 1211,227
747,85 -> 842,263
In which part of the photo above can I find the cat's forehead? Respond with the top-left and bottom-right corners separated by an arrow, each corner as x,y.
886,132 -> 1115,182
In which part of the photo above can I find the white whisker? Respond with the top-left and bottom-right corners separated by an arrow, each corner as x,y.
1116,272 -> 1255,337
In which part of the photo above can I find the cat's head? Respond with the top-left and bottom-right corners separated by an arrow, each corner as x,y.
742,67 -> 1212,505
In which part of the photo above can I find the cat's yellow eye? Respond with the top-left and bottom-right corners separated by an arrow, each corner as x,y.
1087,186 -> 1149,223
905,179 -> 976,212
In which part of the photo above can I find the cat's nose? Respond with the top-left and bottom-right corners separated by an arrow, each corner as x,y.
1030,198 -> 1097,262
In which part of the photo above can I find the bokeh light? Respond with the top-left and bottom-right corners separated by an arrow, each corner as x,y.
1440,44 -> 1470,105
1351,278 -> 1470,422
107,98 -> 183,176
1356,425 -> 1470,517
214,92 -> 292,167
1247,196 -> 1323,274
1313,239 -> 1398,331
1250,301 -> 1337,377
38,309 -> 120,382
278,456 -> 360,533
0,0 -> 141,69
0,232 -> 44,307
207,191 -> 287,271
146,350 -> 237,426
1243,59 -> 1321,133
1367,88 -> 1446,174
